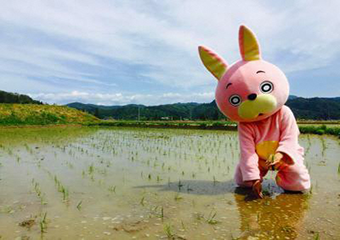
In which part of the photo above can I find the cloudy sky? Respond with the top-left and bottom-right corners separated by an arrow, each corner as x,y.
1,0 -> 340,105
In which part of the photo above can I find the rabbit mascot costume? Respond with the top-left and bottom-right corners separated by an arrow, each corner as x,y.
198,25 -> 310,198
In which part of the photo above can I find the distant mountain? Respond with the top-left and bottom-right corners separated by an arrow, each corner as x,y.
286,97 -> 340,120
288,95 -> 298,100
0,90 -> 42,104
67,102 -> 201,120
66,96 -> 340,121
67,102 -> 120,111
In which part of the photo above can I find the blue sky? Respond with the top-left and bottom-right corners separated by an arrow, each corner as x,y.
1,0 -> 340,105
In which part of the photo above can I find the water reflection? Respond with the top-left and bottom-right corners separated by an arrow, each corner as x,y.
139,179 -> 309,239
234,187 -> 309,239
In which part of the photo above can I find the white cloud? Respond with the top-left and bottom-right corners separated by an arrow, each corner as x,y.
1,0 -> 340,102
29,91 -> 214,106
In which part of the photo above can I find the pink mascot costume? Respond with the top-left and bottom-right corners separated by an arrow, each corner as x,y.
198,25 -> 310,198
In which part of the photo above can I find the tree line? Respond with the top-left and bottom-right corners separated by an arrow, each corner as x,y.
0,90 -> 43,104
67,97 -> 340,121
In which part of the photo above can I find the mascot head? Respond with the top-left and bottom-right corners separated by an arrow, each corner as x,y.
199,25 -> 289,122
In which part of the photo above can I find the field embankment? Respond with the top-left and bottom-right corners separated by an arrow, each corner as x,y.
87,120 -> 237,130
88,120 -> 340,137
0,104 -> 99,126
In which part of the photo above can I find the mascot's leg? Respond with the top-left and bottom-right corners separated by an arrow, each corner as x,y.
276,162 -> 311,191
234,164 -> 253,188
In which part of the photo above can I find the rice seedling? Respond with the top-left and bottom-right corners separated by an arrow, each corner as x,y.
180,220 -> 186,231
31,180 -> 47,205
154,206 -> 164,220
194,212 -> 204,221
309,184 -> 314,195
108,186 -> 116,193
177,180 -> 183,191
174,193 -> 183,201
39,212 -> 48,233
140,196 -> 145,206
206,211 -> 219,225
61,186 -> 69,202
88,164 -> 94,174
0,126 -> 339,239
76,201 -> 82,210
213,176 -> 219,185
164,223 -> 174,239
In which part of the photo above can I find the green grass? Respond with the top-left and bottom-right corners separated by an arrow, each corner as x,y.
87,120 -> 237,130
299,124 -> 340,137
88,120 -> 340,137
0,104 -> 99,126
1,105 -> 339,138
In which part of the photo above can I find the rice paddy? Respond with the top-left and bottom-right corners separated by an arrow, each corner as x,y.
0,126 -> 339,239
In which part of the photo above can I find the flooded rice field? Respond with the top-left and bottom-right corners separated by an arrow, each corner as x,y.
0,126 -> 339,239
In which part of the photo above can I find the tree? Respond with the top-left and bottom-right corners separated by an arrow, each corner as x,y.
94,108 -> 100,118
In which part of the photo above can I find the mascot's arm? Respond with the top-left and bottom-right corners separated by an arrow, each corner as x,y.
276,106 -> 300,164
238,123 -> 260,181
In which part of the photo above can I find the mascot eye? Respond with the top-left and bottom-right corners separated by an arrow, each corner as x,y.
229,95 -> 242,106
260,81 -> 274,93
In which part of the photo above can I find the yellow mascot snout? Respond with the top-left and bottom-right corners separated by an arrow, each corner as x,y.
238,94 -> 277,120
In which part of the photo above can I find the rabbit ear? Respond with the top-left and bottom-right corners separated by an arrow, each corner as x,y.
239,25 -> 261,61
198,46 -> 228,80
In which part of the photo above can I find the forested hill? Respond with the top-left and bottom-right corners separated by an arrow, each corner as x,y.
0,90 -> 42,104
67,97 -> 340,121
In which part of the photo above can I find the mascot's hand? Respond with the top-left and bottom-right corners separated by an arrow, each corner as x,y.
266,152 -> 293,170
252,179 -> 263,199
245,179 -> 263,199
266,152 -> 284,170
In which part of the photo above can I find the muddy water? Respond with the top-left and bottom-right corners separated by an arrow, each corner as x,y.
0,127 -> 339,239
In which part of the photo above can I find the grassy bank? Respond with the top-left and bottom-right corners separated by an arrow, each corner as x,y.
0,104 -> 99,126
88,120 -> 340,137
87,120 -> 237,130
299,124 -> 340,136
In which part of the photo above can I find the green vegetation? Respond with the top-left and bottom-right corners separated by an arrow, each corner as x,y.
68,97 -> 340,121
67,101 -> 228,120
40,212 -> 48,233
76,200 -> 83,210
0,104 -> 339,138
287,97 -> 340,120
87,120 -> 237,130
0,127 -> 339,239
0,90 -> 42,104
299,124 -> 340,137
0,104 -> 99,126
88,120 -> 340,137
0,89 -> 339,137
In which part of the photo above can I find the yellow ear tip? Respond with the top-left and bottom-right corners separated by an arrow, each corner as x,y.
198,45 -> 228,81
198,46 -> 208,57
238,25 -> 261,61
